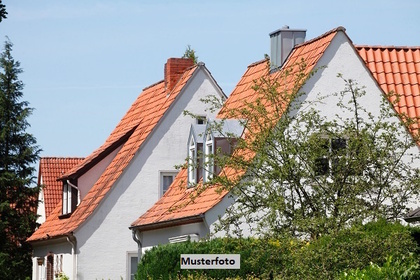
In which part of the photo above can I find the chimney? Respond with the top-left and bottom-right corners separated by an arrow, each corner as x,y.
269,25 -> 306,70
164,58 -> 194,91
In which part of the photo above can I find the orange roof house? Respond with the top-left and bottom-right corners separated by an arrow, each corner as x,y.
28,57 -> 226,280
36,157 -> 84,224
130,27 -> 420,253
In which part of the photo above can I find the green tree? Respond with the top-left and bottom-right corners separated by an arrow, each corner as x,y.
0,39 -> 40,279
0,0 -> 7,23
183,45 -> 198,64
203,60 -> 420,239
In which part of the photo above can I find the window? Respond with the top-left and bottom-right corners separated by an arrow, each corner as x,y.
196,116 -> 206,125
127,253 -> 138,280
62,180 -> 79,216
46,254 -> 54,280
314,137 -> 347,175
187,124 -> 205,186
203,133 -> 214,182
55,255 -> 63,275
36,258 -> 45,280
188,137 -> 197,185
160,171 -> 178,197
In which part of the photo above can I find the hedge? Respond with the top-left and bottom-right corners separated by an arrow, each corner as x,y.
136,220 -> 419,280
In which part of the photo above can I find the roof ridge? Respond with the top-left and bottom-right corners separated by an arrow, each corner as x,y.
142,80 -> 164,91
355,45 -> 420,50
296,26 -> 346,48
248,58 -> 269,68
41,156 -> 85,159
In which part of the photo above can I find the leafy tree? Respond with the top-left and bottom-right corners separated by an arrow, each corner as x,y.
183,45 -> 198,64
203,60 -> 420,239
0,0 -> 7,23
0,39 -> 40,279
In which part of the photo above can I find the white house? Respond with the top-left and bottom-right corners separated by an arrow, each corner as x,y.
28,57 -> 226,280
130,26 -> 420,254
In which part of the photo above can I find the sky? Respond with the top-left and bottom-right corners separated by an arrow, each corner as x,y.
0,0 -> 419,162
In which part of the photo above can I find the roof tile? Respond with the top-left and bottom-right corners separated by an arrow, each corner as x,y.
356,46 -> 420,127
28,61 -> 198,242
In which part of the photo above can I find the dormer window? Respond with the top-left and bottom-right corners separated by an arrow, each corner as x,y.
187,124 -> 205,186
62,180 -> 79,216
202,119 -> 244,182
188,138 -> 197,184
203,133 -> 214,182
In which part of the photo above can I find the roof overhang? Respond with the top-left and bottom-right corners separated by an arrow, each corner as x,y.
404,207 -> 420,223
27,232 -> 75,246
130,214 -> 204,232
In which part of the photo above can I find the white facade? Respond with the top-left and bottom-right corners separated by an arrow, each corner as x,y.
36,177 -> 46,225
137,30 -> 420,251
31,65 -> 224,280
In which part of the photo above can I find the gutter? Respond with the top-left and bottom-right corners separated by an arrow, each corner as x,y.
129,214 -> 205,232
66,233 -> 77,280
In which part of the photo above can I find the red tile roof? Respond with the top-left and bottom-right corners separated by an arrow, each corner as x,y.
38,157 -> 84,218
131,27 -> 344,230
356,46 -> 420,129
28,59 -> 197,242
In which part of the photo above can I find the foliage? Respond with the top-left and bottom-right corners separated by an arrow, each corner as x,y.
137,237 -> 289,279
283,220 -> 418,279
0,0 -> 6,23
56,272 -> 70,280
202,60 -> 420,238
137,221 -> 419,280
339,255 -> 420,280
0,39 -> 40,279
182,45 -> 198,64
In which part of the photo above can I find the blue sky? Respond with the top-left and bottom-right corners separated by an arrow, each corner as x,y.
0,0 -> 419,159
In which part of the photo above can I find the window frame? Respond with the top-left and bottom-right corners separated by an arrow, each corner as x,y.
61,180 -> 79,216
314,136 -> 348,176
188,137 -> 197,186
126,252 -> 138,280
159,171 -> 178,197
203,132 -> 214,182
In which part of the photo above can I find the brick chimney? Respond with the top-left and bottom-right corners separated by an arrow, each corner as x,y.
164,58 -> 194,91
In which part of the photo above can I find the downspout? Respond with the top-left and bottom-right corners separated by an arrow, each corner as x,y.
66,234 -> 77,280
132,229 -> 142,261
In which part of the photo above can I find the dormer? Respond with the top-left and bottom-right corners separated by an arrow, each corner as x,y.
187,124 -> 206,186
61,179 -> 79,218
202,119 -> 244,182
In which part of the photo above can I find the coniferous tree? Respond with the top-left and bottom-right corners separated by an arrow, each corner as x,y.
0,39 -> 40,279
0,0 -> 7,23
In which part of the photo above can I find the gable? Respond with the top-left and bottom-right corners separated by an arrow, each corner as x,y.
28,61 -> 206,242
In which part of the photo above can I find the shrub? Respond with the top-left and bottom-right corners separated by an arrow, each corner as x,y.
137,220 -> 419,280
136,237 -> 290,279
282,220 -> 418,279
339,254 -> 420,280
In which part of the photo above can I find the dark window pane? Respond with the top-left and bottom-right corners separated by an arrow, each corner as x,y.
314,157 -> 329,175
332,138 -> 346,151
162,175 -> 174,194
